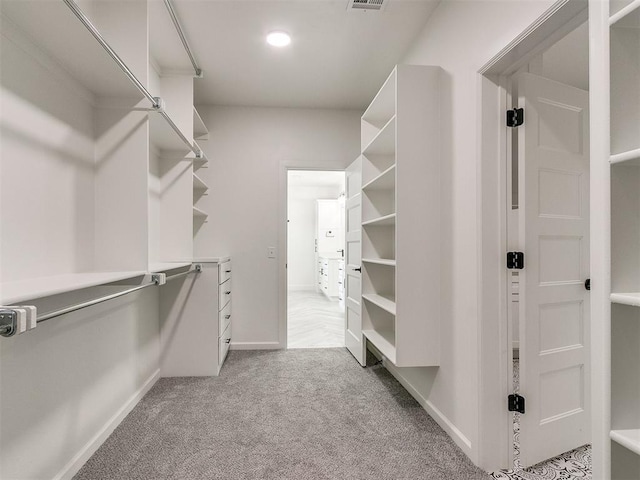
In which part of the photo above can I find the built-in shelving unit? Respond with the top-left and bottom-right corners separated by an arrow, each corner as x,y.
359,65 -> 441,367
604,2 -> 640,478
0,0 -> 204,304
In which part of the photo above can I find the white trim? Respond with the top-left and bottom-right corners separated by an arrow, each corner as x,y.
384,360 -> 473,455
366,345 -> 474,458
54,369 -> 161,480
230,341 -> 282,350
479,0 -> 588,76
477,0 -> 589,471
279,160 -> 349,350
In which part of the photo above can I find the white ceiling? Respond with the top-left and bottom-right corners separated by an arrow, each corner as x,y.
170,0 -> 440,109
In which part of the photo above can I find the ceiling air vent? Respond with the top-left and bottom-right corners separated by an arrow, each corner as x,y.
348,0 -> 387,12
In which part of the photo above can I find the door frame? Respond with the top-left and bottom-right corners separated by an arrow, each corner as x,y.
476,0 -> 588,470
278,161 -> 347,349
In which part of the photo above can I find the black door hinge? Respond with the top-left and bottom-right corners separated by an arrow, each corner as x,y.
507,252 -> 524,269
508,394 -> 525,414
507,108 -> 524,127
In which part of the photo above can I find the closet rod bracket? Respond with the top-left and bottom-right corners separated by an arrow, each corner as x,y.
0,309 -> 17,337
152,97 -> 165,113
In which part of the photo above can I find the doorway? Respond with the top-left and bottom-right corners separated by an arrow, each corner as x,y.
493,16 -> 592,479
286,170 -> 346,349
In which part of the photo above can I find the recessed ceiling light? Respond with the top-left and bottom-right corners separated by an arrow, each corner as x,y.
267,31 -> 291,47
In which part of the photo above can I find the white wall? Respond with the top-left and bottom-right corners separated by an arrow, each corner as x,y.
379,0 -> 559,468
287,185 -> 343,290
194,106 -> 360,348
0,287 -> 160,480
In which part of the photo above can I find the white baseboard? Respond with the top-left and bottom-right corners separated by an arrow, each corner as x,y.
230,341 -> 282,350
367,346 -> 473,459
54,369 -> 161,480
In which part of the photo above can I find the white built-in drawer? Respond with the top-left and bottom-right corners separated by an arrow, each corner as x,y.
219,279 -> 231,310
219,301 -> 231,337
219,260 -> 232,285
219,324 -> 231,365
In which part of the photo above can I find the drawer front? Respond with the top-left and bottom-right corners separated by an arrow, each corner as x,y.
219,301 -> 232,337
219,324 -> 231,366
219,279 -> 232,310
219,260 -> 232,285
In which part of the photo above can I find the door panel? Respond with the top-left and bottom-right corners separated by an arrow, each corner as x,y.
517,73 -> 590,467
345,156 -> 365,365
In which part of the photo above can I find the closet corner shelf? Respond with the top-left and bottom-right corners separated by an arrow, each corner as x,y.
150,113 -> 193,154
148,262 -> 192,273
193,107 -> 209,141
362,293 -> 396,315
1,271 -> 147,305
193,206 -> 208,218
362,258 -> 396,267
610,429 -> 640,456
362,213 -> 396,227
193,173 -> 209,190
363,329 -> 396,364
610,292 -> 640,307
362,164 -> 396,191
610,148 -> 640,165
362,116 -> 396,157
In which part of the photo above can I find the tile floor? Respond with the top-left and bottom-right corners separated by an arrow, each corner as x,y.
287,289 -> 344,348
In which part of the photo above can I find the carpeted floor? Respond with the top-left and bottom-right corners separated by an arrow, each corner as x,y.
74,349 -> 490,480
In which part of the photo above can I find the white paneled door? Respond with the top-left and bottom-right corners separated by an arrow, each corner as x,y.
517,73 -> 590,467
345,157 -> 365,366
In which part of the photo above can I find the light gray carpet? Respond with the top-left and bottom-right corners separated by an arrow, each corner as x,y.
74,349 -> 490,480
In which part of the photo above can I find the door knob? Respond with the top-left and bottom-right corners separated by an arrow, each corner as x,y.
585,278 -> 590,291
354,267 -> 361,272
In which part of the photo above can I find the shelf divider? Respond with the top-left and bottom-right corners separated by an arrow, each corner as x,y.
610,429 -> 640,456
362,293 -> 396,315
362,213 -> 396,227
362,258 -> 396,267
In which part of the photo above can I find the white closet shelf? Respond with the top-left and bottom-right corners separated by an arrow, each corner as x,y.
362,116 -> 396,157
362,68 -> 396,129
610,429 -> 640,456
149,113 -> 193,154
1,271 -> 147,305
362,258 -> 396,267
362,165 -> 396,191
363,329 -> 396,363
149,262 -> 192,272
610,292 -> 640,307
2,1 -> 145,100
193,206 -> 208,218
362,213 -> 396,227
362,293 -> 396,315
193,173 -> 209,190
610,0 -> 640,26
610,148 -> 640,165
193,107 -> 209,140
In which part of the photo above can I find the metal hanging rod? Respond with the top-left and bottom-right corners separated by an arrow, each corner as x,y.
1,266 -> 202,337
166,264 -> 202,282
163,0 -> 202,77
37,279 -> 158,324
62,0 -> 159,109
